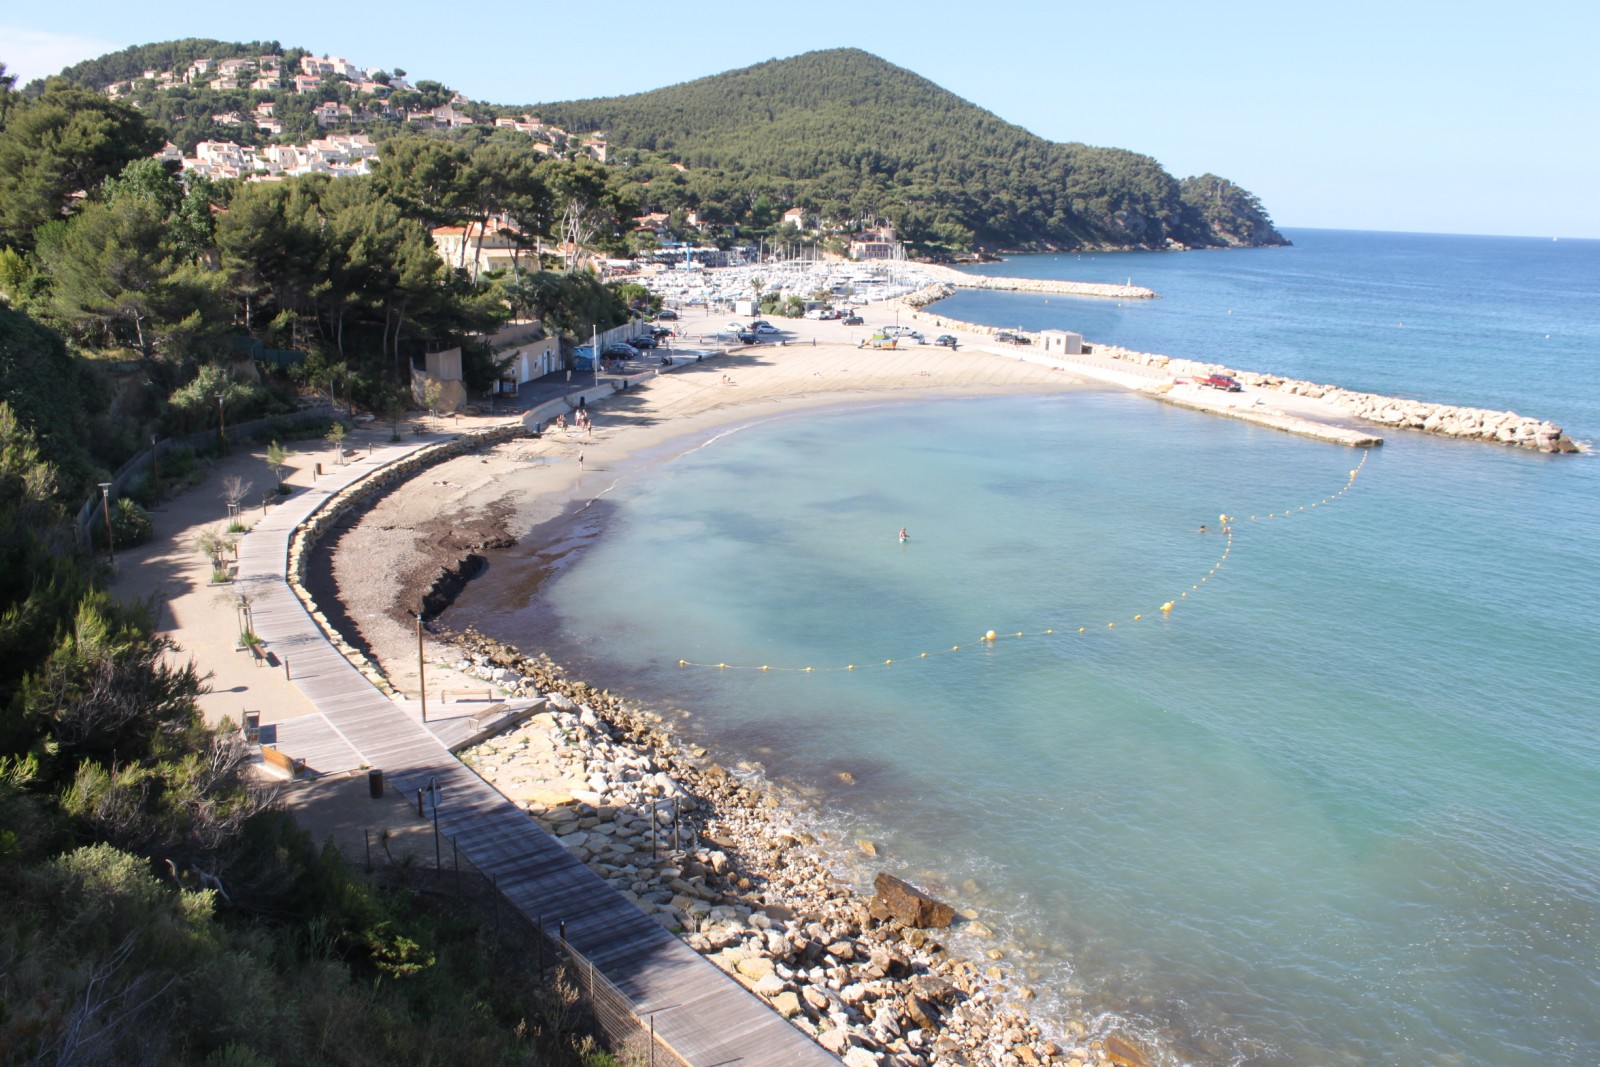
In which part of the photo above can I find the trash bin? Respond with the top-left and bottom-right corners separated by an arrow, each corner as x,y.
367,768 -> 384,799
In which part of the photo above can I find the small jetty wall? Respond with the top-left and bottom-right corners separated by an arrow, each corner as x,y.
1095,345 -> 1581,454
912,266 -> 1156,301
904,296 -> 1581,454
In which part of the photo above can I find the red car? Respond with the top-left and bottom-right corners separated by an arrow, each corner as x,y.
1200,374 -> 1242,392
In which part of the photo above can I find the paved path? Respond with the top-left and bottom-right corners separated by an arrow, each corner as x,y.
237,431 -> 839,1067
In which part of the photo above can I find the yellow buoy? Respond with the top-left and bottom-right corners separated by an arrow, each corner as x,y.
1161,601 -> 1174,612
985,630 -> 997,641
1133,614 -> 1142,621
761,665 -> 769,671
678,659 -> 687,666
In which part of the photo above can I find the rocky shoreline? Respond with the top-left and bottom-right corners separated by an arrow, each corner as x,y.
446,629 -> 1147,1067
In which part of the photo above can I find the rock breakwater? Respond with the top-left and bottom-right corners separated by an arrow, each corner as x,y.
1092,346 -> 1582,453
913,264 -> 1156,301
448,629 -> 1145,1067
904,295 -> 1582,454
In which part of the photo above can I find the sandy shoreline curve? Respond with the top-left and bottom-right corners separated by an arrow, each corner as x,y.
320,341 -> 1099,701
307,342 -> 1181,1064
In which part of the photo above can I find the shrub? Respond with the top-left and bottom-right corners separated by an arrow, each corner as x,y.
113,497 -> 153,547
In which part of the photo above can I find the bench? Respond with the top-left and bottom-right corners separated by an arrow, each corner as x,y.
259,744 -> 307,779
246,642 -> 268,666
468,703 -> 510,730
440,687 -> 495,704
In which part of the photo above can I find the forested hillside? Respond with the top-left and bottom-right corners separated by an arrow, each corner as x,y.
0,64 -> 639,1062
533,48 -> 1286,254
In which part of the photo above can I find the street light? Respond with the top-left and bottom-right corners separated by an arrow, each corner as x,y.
217,395 -> 226,448
97,482 -> 115,565
150,434 -> 159,498
416,607 -> 428,723
591,324 -> 599,389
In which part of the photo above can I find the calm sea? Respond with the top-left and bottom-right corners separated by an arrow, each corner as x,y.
452,230 -> 1600,1067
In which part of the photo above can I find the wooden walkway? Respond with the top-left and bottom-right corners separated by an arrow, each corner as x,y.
236,433 -> 838,1066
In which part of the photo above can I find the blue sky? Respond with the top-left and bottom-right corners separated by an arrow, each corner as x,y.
3,0 -> 1596,239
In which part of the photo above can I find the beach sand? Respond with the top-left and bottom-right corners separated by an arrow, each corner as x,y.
112,314 -> 1369,1067
315,340 -> 1098,698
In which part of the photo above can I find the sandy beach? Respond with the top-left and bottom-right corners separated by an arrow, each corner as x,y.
115,307 -> 1379,1067
314,336 -> 1099,701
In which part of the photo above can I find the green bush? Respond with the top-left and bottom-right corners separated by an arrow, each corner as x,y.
113,497 -> 153,547
90,497 -> 154,549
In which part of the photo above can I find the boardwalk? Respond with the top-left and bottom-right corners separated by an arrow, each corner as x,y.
240,433 -> 838,1066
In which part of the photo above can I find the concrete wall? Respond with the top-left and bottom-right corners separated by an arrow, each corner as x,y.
286,424 -> 527,694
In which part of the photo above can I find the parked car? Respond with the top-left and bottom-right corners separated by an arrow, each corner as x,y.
842,314 -> 864,326
1200,374 -> 1242,392
934,335 -> 958,348
750,320 -> 773,329
752,323 -> 781,335
736,331 -> 759,344
726,321 -> 746,332
631,334 -> 657,349
655,309 -> 678,320
907,331 -> 926,344
603,342 -> 640,359
995,331 -> 1031,345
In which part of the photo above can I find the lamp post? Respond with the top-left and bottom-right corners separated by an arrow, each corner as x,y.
591,324 -> 599,388
97,483 -> 115,565
416,608 -> 428,723
150,434 -> 159,498
217,395 -> 226,449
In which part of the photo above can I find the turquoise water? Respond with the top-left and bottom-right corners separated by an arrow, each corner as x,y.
454,232 -> 1600,1066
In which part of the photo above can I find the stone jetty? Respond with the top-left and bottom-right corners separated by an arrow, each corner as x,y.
913,266 -> 1156,301
902,291 -> 1582,454
1094,346 -> 1582,454
450,629 -> 1145,1067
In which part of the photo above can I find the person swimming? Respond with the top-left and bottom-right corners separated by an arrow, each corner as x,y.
899,527 -> 908,542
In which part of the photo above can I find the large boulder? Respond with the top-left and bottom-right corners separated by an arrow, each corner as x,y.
869,872 -> 956,929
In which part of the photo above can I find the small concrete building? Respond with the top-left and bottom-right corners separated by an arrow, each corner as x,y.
490,323 -> 562,392
413,348 -> 466,413
1039,329 -> 1084,357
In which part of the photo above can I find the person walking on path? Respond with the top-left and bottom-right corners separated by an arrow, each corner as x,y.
578,452 -> 584,472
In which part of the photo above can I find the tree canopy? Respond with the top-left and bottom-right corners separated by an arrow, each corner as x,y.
530,48 -> 1285,254
0,85 -> 165,250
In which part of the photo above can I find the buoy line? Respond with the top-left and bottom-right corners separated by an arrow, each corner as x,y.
677,453 -> 1367,673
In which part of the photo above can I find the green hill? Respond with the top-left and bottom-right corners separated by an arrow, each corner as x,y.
529,48 -> 1285,253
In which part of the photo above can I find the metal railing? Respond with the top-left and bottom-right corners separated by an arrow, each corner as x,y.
360,812 -> 734,1067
